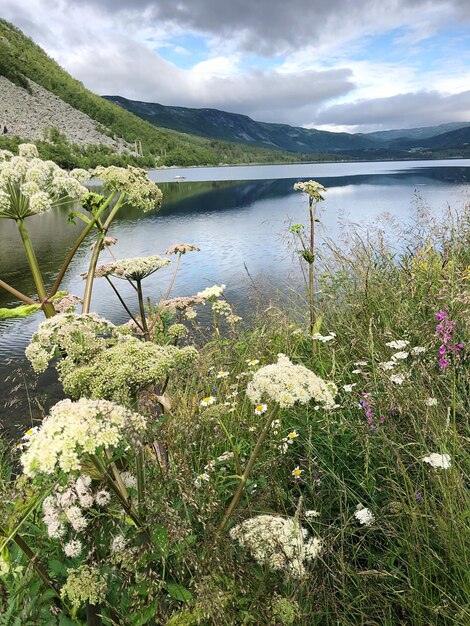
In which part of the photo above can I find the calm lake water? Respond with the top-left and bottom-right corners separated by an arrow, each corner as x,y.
1,159 -> 469,433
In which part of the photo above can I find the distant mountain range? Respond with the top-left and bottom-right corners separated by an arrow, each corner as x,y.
103,95 -> 470,159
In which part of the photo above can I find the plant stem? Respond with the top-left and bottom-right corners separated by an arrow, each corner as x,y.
136,279 -> 150,340
217,404 -> 279,534
82,192 -> 126,313
105,276 -> 143,331
16,219 -> 56,318
136,447 -> 145,512
48,192 -> 117,299
308,198 -> 316,334
148,252 -> 182,334
0,524 -> 59,597
0,278 -> 36,304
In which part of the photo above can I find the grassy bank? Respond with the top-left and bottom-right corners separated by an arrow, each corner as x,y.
0,193 -> 468,624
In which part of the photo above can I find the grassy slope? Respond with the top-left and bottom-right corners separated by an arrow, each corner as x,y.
0,19 -> 343,167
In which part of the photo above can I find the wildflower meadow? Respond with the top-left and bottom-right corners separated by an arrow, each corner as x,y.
0,145 -> 469,625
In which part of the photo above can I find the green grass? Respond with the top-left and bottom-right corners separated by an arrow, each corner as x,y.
0,203 -> 469,624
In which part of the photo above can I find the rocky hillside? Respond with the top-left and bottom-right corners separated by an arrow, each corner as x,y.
0,75 -> 132,152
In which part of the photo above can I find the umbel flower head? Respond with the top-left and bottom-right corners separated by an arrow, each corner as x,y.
20,398 -> 146,477
165,243 -> 201,255
0,144 -> 89,219
246,353 -> 337,409
92,165 -> 162,212
25,313 -> 118,373
60,338 -> 199,405
91,255 -> 171,281
293,180 -> 327,202
230,515 -> 322,578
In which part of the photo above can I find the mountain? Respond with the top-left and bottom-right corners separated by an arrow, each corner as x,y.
367,122 -> 470,142
103,95 -> 470,159
103,96 -> 379,153
0,19 -> 330,168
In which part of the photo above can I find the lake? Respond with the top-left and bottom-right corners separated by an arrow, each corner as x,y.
1,159 -> 469,434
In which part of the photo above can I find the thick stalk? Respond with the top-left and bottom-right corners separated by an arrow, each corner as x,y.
82,193 -> 126,313
0,278 -> 36,304
0,524 -> 59,597
218,404 -> 280,534
48,191 -> 117,298
308,198 -> 315,333
16,219 -> 56,318
136,279 -> 150,340
136,448 -> 146,512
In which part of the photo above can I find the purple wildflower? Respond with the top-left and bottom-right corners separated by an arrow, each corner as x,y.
435,310 -> 463,370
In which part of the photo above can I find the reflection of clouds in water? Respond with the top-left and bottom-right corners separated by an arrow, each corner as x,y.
1,163 -> 470,429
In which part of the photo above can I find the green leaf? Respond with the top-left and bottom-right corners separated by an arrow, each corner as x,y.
130,597 -> 159,625
166,582 -> 192,603
48,558 -> 67,578
0,304 -> 40,319
299,249 -> 315,264
152,524 -> 169,557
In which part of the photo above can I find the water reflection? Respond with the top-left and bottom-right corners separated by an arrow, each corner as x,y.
1,162 -> 469,434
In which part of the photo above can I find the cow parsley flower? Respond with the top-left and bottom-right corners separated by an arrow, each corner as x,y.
20,398 -> 146,477
422,453 -> 451,469
425,397 -> 438,406
246,354 -> 336,409
390,374 -> 405,385
230,515 -> 322,578
165,243 -> 200,255
196,284 -> 226,301
93,165 -> 162,212
60,565 -> 107,609
385,340 -> 409,350
293,180 -> 327,202
354,505 -> 375,526
92,255 -> 171,281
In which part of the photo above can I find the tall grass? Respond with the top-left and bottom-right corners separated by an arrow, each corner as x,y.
0,204 -> 468,625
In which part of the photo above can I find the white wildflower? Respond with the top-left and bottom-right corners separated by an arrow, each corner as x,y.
379,361 -> 396,371
194,473 -> 210,487
422,453 -> 451,469
254,403 -> 268,415
230,515 -> 322,577
246,359 -> 260,366
304,510 -> 320,518
20,399 -> 146,477
392,351 -> 409,360
216,371 -> 229,379
65,506 -> 88,532
385,340 -> 410,350
92,255 -> 171,281
246,354 -> 336,409
343,383 -> 357,392
196,284 -> 226,301
95,490 -> 111,506
354,505 -> 375,526
411,346 -> 427,355
311,332 -> 336,342
111,535 -> 127,553
425,397 -> 438,407
200,396 -> 216,407
64,539 -> 82,558
390,374 -> 405,385
293,180 -> 327,201
120,471 -> 137,489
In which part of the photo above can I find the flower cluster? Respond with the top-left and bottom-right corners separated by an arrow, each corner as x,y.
92,255 -> 171,281
61,339 -> 198,404
311,332 -> 336,342
246,353 -> 337,409
60,565 -> 107,609
230,515 -> 322,578
354,505 -> 375,526
293,180 -> 327,202
196,284 -> 226,301
20,398 -> 146,477
422,453 -> 451,469
435,311 -> 463,369
0,145 -> 89,219
165,243 -> 200,255
25,313 -> 118,373
42,475 -> 110,549
93,165 -> 163,212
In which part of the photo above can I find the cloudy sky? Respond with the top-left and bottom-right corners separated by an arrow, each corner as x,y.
2,0 -> 470,132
